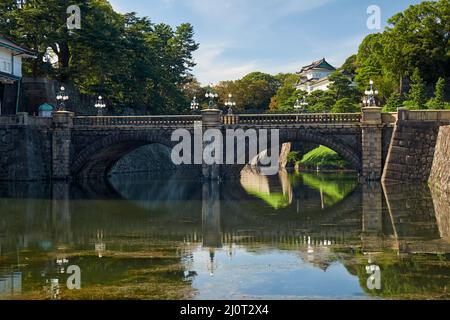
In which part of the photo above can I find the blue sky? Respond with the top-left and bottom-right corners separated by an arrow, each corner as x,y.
109,0 -> 424,84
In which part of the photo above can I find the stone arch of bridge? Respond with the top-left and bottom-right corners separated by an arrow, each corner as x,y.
220,128 -> 361,179
279,129 -> 362,171
71,131 -> 177,180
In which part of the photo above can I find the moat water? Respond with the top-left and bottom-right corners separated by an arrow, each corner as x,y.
0,169 -> 449,300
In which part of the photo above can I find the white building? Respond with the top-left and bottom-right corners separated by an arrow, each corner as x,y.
295,58 -> 337,94
0,34 -> 36,115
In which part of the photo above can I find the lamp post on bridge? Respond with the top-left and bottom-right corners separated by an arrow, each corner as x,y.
205,85 -> 219,110
224,93 -> 236,115
363,80 -> 379,107
56,86 -> 69,111
94,96 -> 106,116
190,95 -> 200,114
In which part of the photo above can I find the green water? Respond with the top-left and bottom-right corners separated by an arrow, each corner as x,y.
0,170 -> 449,300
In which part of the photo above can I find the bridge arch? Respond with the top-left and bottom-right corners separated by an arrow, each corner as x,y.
71,130 -> 178,180
279,129 -> 362,171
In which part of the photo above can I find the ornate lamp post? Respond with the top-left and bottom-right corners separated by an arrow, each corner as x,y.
363,80 -> 379,107
224,93 -> 236,115
94,95 -> 106,116
56,86 -> 69,111
294,97 -> 308,113
190,95 -> 200,114
205,85 -> 219,109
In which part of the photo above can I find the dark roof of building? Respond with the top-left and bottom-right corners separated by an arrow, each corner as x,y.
297,58 -> 336,74
0,34 -> 37,57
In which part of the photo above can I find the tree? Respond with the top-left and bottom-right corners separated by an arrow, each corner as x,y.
383,92 -> 403,112
352,0 -> 450,104
241,72 -> 280,93
268,74 -> 303,113
426,77 -> 447,109
306,90 -> 335,113
0,0 -> 199,114
404,68 -> 427,109
340,55 -> 358,75
331,98 -> 360,113
328,72 -> 360,103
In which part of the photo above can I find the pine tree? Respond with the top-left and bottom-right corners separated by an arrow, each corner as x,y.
405,69 -> 427,109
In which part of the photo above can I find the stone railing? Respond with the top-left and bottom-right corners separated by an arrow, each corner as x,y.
0,116 -> 17,125
73,115 -> 202,127
381,112 -> 398,124
0,114 -> 52,127
399,109 -> 450,122
230,113 -> 362,125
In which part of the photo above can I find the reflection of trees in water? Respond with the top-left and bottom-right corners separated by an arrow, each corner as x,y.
297,172 -> 358,207
240,168 -> 292,209
239,169 -> 358,210
345,251 -> 450,299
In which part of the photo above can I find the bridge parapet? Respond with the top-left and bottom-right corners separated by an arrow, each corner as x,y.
399,109 -> 450,122
73,115 -> 202,127
223,113 -> 361,126
0,113 -> 52,127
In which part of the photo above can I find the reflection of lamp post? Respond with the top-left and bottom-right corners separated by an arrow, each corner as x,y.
56,257 -> 69,274
207,248 -> 218,277
228,243 -> 237,260
95,96 -> 106,116
363,80 -> 379,107
190,95 -> 200,114
95,230 -> 106,258
205,85 -> 219,109
224,93 -> 236,115
56,86 -> 69,111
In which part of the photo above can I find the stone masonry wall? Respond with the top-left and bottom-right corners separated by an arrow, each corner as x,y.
429,125 -> 450,194
382,121 -> 448,182
0,126 -> 51,181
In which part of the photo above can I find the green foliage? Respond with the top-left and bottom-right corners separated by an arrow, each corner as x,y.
383,92 -> 403,112
287,151 -> 300,165
331,98 -> 360,113
328,72 -> 360,102
0,0 -> 199,114
214,74 -> 276,113
269,74 -> 303,113
340,55 -> 358,75
426,77 -> 448,109
300,145 -> 350,169
404,68 -> 427,109
305,90 -> 335,113
353,0 -> 450,106
301,173 -> 358,207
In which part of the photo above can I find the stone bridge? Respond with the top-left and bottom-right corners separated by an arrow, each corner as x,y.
1,108 -> 449,182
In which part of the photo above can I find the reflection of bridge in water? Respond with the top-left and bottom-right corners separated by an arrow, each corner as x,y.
1,171 -> 449,257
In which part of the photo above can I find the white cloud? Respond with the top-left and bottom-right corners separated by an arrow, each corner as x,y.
193,43 -> 258,84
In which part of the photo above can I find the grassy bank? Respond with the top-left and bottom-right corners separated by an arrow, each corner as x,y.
289,145 -> 351,170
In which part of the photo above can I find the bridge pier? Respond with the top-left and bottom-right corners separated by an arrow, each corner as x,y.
361,107 -> 383,181
51,111 -> 74,180
201,109 -> 222,181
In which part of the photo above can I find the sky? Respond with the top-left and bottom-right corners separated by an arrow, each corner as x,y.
109,0 -> 424,85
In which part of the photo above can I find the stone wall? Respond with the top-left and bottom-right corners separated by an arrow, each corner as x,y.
382,121 -> 439,182
429,125 -> 450,193
430,187 -> 450,241
0,125 -> 51,181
